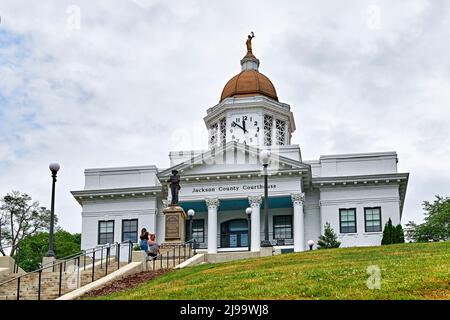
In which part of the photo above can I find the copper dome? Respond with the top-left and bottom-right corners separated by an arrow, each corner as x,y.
220,70 -> 278,102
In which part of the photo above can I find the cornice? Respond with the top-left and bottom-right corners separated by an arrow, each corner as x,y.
206,96 -> 291,115
71,186 -> 163,204
312,173 -> 409,186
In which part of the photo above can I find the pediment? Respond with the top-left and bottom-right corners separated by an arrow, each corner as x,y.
158,142 -> 310,180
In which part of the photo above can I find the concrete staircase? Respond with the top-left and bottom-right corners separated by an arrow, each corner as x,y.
0,257 -> 127,300
0,244 -> 195,300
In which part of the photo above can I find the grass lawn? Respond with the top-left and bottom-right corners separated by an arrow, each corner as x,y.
91,242 -> 450,300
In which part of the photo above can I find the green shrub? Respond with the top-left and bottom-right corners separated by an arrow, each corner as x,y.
317,222 -> 341,249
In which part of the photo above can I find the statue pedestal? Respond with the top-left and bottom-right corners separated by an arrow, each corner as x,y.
163,205 -> 186,245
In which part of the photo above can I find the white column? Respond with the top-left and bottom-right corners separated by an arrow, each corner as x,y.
292,193 -> 305,252
206,198 -> 220,254
248,196 -> 262,252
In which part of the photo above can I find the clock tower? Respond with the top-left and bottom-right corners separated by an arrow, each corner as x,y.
204,35 -> 296,149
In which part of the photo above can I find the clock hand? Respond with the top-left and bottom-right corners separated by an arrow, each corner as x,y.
232,121 -> 245,131
242,118 -> 247,133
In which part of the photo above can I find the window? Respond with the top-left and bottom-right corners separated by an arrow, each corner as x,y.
365,207 -> 382,232
275,119 -> 286,145
339,209 -> 357,233
273,215 -> 293,239
209,123 -> 218,148
185,219 -> 205,243
122,219 -> 138,243
98,220 -> 114,245
220,219 -> 248,248
219,118 -> 226,146
263,114 -> 273,146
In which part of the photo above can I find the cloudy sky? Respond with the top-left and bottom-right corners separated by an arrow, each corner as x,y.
0,0 -> 449,233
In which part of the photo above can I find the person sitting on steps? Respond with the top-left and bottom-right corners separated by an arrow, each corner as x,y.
148,233 -> 160,260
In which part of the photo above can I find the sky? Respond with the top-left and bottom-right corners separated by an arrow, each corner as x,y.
0,0 -> 449,233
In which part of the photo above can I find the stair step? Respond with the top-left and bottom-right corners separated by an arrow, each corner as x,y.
0,256 -> 190,300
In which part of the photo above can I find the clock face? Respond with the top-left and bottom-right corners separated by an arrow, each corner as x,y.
228,113 -> 261,146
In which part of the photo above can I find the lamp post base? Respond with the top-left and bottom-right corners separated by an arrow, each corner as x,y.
260,240 -> 272,247
42,256 -> 55,273
260,245 -> 273,257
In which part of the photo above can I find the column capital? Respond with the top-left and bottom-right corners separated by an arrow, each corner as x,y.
291,192 -> 305,205
205,197 -> 220,209
248,195 -> 263,207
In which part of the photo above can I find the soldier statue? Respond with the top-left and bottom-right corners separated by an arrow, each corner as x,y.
167,169 -> 181,206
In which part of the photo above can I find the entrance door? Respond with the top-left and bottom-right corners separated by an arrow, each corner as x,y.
220,219 -> 248,248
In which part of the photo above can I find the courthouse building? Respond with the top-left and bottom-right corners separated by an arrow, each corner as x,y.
71,40 -> 409,254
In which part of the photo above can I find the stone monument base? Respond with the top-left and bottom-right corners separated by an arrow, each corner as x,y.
163,205 -> 186,244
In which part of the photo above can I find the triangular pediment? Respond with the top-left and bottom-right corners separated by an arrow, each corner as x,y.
158,142 -> 311,180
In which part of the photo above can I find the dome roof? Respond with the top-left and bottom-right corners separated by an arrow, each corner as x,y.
220,70 -> 278,102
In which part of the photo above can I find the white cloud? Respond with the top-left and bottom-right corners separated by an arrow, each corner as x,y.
0,0 -> 449,232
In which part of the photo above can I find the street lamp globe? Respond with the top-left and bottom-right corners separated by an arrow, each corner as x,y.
308,239 -> 315,250
260,149 -> 271,165
187,209 -> 195,217
245,207 -> 252,216
49,163 -> 60,173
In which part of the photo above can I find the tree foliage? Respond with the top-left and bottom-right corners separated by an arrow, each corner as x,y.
394,224 -> 405,243
381,218 -> 394,245
0,191 -> 55,256
381,218 -> 405,245
15,230 -> 81,272
317,222 -> 341,249
406,196 -> 450,242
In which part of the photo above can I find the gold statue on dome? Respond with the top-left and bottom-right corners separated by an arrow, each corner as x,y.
246,32 -> 255,54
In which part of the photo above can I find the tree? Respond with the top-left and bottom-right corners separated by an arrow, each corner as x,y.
406,196 -> 450,242
0,213 -> 7,255
381,218 -> 394,245
0,191 -> 55,256
317,222 -> 341,249
15,230 -> 81,272
382,218 -> 405,245
394,224 -> 405,243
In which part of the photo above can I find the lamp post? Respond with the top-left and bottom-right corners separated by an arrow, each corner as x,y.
47,163 -> 60,257
187,209 -> 196,254
187,209 -> 195,241
260,149 -> 271,247
245,207 -> 252,251
308,239 -> 315,251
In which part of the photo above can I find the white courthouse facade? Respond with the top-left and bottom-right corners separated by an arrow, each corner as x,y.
72,44 -> 409,254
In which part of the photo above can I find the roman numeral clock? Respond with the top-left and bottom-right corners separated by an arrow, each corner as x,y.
229,114 -> 261,146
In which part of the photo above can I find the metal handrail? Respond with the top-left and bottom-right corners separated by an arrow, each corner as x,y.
146,240 -> 197,271
38,243 -> 112,269
185,238 -> 198,254
0,240 -> 133,300
1,240 -> 132,285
